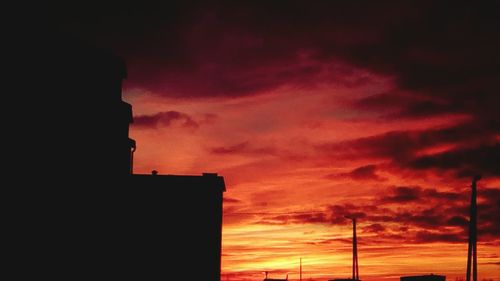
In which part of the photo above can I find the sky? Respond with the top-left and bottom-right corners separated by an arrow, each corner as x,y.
53,2 -> 499,280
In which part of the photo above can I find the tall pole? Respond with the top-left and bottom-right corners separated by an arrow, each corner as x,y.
300,257 -> 302,281
466,175 -> 480,281
352,218 -> 359,280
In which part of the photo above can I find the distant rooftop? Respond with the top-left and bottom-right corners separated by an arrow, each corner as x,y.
131,172 -> 226,192
400,274 -> 445,281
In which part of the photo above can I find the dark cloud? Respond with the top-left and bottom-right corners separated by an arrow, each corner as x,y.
49,2 -> 500,182
318,120 -> 500,177
258,212 -> 329,225
363,223 -> 386,233
422,189 -> 462,201
252,185 -> 500,243
51,2 -> 500,114
256,204 -> 365,226
338,2 -> 500,122
210,141 -> 276,155
396,100 -> 459,119
133,111 -> 199,129
353,92 -> 416,111
211,142 -> 249,154
52,2 -> 388,98
328,204 -> 367,224
381,186 -> 422,203
446,216 -> 468,228
223,197 -> 242,204
393,209 -> 446,228
414,230 -> 465,243
318,130 -> 427,162
291,213 -> 329,224
478,187 -> 500,238
329,164 -> 385,181
380,186 -> 464,204
409,143 -> 500,177
353,92 -> 462,119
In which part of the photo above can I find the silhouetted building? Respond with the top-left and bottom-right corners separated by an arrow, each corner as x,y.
264,277 -> 288,281
32,33 -> 135,178
127,173 -> 225,281
263,272 -> 288,281
29,35 -> 226,281
400,274 -> 445,281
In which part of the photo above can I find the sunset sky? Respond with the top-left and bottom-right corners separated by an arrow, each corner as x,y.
54,2 -> 499,280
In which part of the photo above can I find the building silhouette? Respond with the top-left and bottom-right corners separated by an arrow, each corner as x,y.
263,272 -> 288,281
400,274 -> 446,281
28,34 -> 225,280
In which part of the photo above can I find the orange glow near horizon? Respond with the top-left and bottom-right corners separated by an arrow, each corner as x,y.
124,71 -> 500,281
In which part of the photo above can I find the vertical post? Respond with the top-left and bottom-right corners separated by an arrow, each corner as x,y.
353,218 -> 359,280
466,175 -> 480,281
130,149 -> 134,174
129,140 -> 136,174
300,257 -> 302,281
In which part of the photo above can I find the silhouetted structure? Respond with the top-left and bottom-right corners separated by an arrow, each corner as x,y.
352,218 -> 359,280
466,175 -> 481,281
329,218 -> 360,281
400,274 -> 445,281
128,173 -> 225,281
264,276 -> 288,281
264,271 -> 288,281
31,35 -> 226,280
300,257 -> 303,281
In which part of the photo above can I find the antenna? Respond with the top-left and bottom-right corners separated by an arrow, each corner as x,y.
352,218 -> 359,280
300,257 -> 302,281
466,175 -> 481,281
343,215 -> 359,280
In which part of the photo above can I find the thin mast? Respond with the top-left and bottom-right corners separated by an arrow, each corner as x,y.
466,175 -> 481,281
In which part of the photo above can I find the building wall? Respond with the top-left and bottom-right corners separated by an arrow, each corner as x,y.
30,36 -> 225,281
123,174 -> 225,280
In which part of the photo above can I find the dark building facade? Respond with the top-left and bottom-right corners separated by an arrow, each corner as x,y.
127,173 -> 225,281
401,275 -> 446,281
26,35 -> 226,280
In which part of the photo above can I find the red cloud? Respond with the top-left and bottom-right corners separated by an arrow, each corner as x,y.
327,164 -> 386,181
133,111 -> 199,129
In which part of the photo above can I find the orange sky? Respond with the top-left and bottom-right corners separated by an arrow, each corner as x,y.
124,72 -> 500,281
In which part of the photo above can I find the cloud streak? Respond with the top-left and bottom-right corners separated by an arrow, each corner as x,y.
133,111 -> 199,129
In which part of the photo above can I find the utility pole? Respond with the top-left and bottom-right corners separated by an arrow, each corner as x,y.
466,175 -> 481,281
300,257 -> 302,281
352,218 -> 359,280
